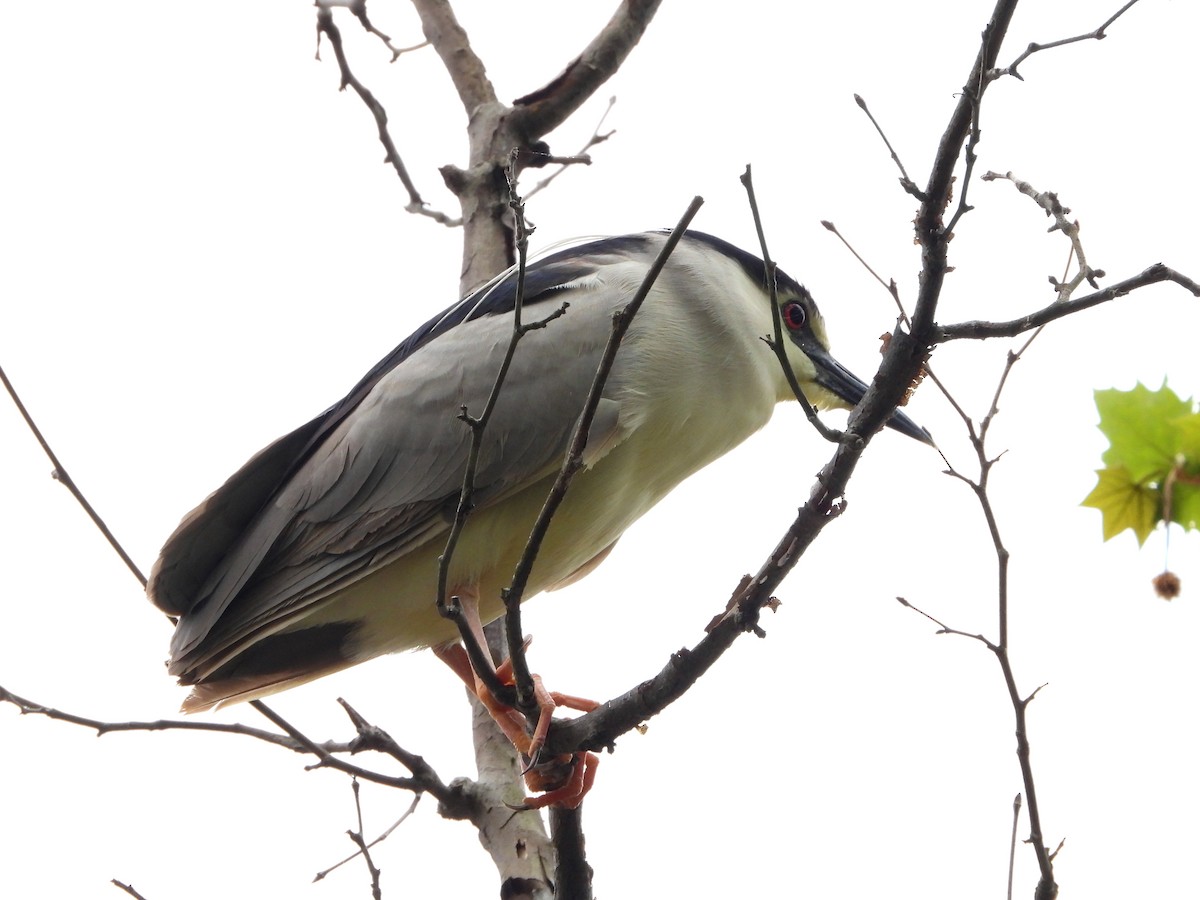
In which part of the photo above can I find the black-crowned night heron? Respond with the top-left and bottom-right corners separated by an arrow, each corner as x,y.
148,230 -> 928,717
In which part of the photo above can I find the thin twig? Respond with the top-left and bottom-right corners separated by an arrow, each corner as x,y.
740,167 -> 842,443
903,337 -> 1060,895
328,0 -> 430,62
936,263 -> 1200,342
346,777 -> 384,899
894,596 -> 992,646
817,220 -> 970,426
504,197 -> 705,621
248,700 -> 449,797
0,683 -> 465,804
315,794 -> 421,883
896,3 -> 1068,894
316,7 -> 460,226
943,75 -> 984,236
982,171 -> 1103,301
110,880 -> 150,900
1009,793 -> 1023,900
0,684 -> 309,747
3,357 -> 326,794
526,96 -> 617,200
854,93 -> 923,199
821,219 -> 911,327
990,0 -> 1143,81
435,158 -> 570,707
499,163 -> 541,708
1,364 -> 147,588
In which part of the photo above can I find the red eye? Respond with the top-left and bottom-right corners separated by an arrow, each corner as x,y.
782,301 -> 806,331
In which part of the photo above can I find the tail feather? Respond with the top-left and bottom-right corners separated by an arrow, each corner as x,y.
179,660 -> 353,713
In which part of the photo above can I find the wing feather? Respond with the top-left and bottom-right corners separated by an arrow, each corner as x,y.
161,245 -> 646,678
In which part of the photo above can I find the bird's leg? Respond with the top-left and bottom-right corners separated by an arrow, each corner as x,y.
430,639 -> 476,687
432,586 -> 601,808
457,587 -> 491,664
481,667 -> 601,810
432,640 -> 531,751
438,586 -> 509,700
489,648 -> 600,764
432,587 -> 530,750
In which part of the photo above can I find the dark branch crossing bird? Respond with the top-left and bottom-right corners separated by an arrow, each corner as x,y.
147,230 -> 929,803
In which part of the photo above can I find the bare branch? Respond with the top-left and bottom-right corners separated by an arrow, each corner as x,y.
504,197 -> 705,618
315,794 -> 421,883
895,597 -> 996,650
525,97 -> 618,200
821,219 -> 911,327
435,166 -> 559,707
110,880 -> 151,900
846,7 -> 1074,893
743,167 -> 844,442
346,777 -> 384,900
982,171 -> 1103,300
908,327 -> 1060,896
545,421 -> 869,756
543,294 -> 953,755
945,2 -> 1147,260
247,700 -> 453,799
1009,794 -> 1023,900
990,0 -> 1144,81
317,6 -> 460,226
936,263 -> 1200,342
544,579 -> 775,755
443,198 -> 705,781
0,684 -> 464,803
1,364 -> 148,589
0,684 -> 295,746
3,363 -> 333,800
511,1 -> 662,138
497,164 -> 542,708
323,0 -> 429,62
854,93 -> 923,199
910,0 -> 1019,338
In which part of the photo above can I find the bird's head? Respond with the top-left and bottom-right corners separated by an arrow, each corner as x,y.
769,278 -> 930,444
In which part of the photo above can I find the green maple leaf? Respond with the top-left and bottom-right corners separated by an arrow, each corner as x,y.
1082,465 -> 1159,545
1085,382 -> 1200,544
1095,383 -> 1192,482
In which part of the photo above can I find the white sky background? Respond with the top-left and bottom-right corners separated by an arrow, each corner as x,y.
2,1 -> 1198,897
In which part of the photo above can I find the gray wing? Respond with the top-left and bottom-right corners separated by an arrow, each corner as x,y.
154,254 -> 638,675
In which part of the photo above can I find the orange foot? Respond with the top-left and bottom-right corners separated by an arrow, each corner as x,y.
520,748 -> 599,810
433,641 -> 600,809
